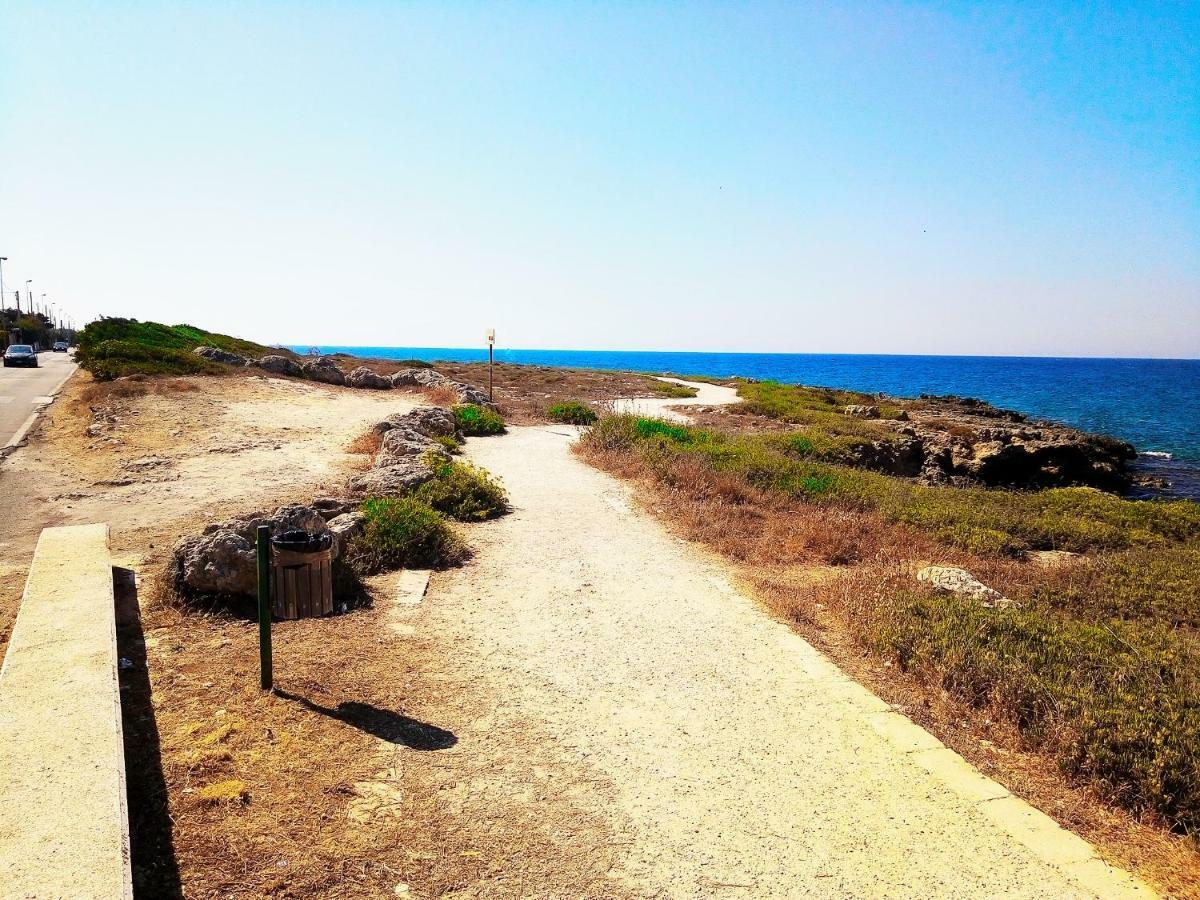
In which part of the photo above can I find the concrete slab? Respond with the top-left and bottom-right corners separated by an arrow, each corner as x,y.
0,523 -> 132,900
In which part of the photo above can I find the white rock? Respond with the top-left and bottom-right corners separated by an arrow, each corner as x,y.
916,566 -> 1016,609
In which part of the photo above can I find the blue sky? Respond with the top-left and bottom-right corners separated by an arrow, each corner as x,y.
1,2 -> 1196,357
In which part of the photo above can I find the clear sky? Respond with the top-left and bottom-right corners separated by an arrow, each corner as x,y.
1,2 -> 1197,357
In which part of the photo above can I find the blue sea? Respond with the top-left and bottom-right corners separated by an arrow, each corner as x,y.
296,347 -> 1200,500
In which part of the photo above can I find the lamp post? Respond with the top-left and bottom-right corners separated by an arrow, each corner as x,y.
24,280 -> 31,316
486,328 -> 495,402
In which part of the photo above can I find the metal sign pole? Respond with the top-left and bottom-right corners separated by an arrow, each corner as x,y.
487,328 -> 495,403
256,525 -> 273,690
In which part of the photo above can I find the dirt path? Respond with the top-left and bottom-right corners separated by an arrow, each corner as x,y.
415,416 -> 1152,897
613,376 -> 738,422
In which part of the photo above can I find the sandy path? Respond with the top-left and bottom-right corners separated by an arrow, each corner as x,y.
613,376 -> 739,422
418,422 -> 1151,898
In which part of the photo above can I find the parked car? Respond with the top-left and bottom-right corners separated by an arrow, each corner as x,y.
52,341 -> 69,352
3,345 -> 38,368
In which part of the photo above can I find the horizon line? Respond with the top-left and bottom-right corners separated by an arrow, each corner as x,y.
281,343 -> 1200,364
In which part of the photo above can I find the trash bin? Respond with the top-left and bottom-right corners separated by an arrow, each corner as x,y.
269,530 -> 334,620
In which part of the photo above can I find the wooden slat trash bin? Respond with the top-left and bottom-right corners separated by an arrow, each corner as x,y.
269,530 -> 334,619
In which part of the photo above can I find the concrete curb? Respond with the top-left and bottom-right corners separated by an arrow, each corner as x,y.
0,523 -> 132,900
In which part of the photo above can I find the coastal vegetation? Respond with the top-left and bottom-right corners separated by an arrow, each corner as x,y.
645,380 -> 699,399
580,412 -> 1200,834
547,400 -> 598,425
739,380 -> 905,428
453,403 -> 506,436
587,415 -> 1197,555
346,497 -> 464,573
75,317 -> 288,380
413,457 -> 509,521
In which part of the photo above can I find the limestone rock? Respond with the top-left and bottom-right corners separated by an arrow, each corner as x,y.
916,566 -> 1015,609
844,404 -> 880,419
347,459 -> 437,497
375,407 -> 458,440
310,497 -> 358,520
390,368 -> 426,387
302,359 -> 347,385
172,530 -> 257,596
194,346 -> 248,366
326,511 -> 366,557
259,355 -> 303,377
347,367 -> 393,390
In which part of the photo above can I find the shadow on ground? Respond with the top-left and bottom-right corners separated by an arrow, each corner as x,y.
275,689 -> 457,750
115,566 -> 183,899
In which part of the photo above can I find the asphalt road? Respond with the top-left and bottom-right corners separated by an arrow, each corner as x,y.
0,351 -> 77,448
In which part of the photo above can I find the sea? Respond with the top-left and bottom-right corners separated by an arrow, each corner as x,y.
294,346 -> 1200,502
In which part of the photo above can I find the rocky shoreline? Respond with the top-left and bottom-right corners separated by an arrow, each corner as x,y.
894,393 -> 1137,493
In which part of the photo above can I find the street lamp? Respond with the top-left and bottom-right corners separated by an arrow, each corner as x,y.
23,279 -> 30,316
0,257 -> 6,315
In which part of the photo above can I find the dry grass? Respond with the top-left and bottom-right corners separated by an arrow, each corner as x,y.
79,375 -> 206,404
124,565 -> 624,898
422,383 -> 461,406
345,428 -> 383,456
577,425 -> 1200,895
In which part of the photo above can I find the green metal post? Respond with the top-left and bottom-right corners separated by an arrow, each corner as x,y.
256,525 -> 273,690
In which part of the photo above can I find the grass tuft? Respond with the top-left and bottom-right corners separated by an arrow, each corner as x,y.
547,401 -> 598,425
346,497 -> 464,574
414,458 -> 509,521
453,404 -> 506,436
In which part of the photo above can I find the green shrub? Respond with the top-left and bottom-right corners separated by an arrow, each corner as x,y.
75,317 -> 291,380
864,587 -> 1200,833
414,459 -> 509,521
634,418 -> 696,443
646,380 -> 699,398
453,404 -> 506,436
347,497 -> 463,574
77,339 -> 226,380
547,401 -> 598,425
432,433 -> 462,454
1035,547 -> 1200,628
738,381 -> 903,436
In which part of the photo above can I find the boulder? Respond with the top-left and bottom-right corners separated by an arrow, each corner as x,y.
377,429 -> 451,467
173,530 -> 257,596
302,359 -> 347,385
844,404 -> 880,419
390,368 -> 427,387
194,346 -> 248,366
310,497 -> 358,520
326,511 -> 366,557
373,407 -> 459,439
916,566 -> 1015,609
413,370 -> 450,387
347,459 -> 438,497
177,503 -> 334,598
259,355 -> 303,377
455,384 -> 491,406
347,367 -> 393,390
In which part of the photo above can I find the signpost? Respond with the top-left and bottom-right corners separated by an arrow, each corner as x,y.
486,328 -> 495,403
256,525 -> 273,690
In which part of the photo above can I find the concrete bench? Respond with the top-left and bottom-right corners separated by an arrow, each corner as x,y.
0,524 -> 132,900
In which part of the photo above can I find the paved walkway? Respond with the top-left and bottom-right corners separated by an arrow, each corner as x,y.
420,387 -> 1152,898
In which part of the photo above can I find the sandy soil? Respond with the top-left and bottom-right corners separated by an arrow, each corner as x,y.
414,419 -> 1149,898
0,372 -> 418,651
